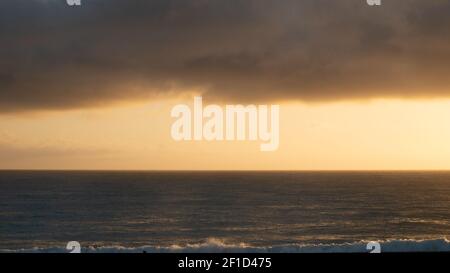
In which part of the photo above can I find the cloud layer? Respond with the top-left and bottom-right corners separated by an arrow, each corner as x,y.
1,0 -> 450,112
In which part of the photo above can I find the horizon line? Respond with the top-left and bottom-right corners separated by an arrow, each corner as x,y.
1,169 -> 450,172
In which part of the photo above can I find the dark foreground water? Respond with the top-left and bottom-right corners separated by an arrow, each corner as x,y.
0,171 -> 449,252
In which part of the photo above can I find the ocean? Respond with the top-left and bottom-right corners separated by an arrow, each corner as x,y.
0,171 -> 449,253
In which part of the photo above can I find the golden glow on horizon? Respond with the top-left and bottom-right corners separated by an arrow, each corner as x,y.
1,98 -> 450,170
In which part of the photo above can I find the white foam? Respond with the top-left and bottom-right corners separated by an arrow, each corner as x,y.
3,237 -> 450,253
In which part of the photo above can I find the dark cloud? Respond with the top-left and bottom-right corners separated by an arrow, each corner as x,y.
1,0 -> 450,112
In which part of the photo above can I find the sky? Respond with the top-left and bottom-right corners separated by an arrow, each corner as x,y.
1,0 -> 450,170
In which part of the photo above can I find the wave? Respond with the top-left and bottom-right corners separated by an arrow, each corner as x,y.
2,237 -> 450,253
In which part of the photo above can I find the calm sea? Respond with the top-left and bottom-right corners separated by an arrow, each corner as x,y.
0,171 -> 449,252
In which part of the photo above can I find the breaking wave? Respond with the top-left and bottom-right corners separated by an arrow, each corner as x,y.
2,237 -> 450,253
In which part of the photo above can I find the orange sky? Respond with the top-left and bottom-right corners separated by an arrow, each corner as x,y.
1,1 -> 450,170
1,98 -> 450,170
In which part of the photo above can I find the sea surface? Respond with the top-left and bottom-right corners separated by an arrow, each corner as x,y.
0,171 -> 449,253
